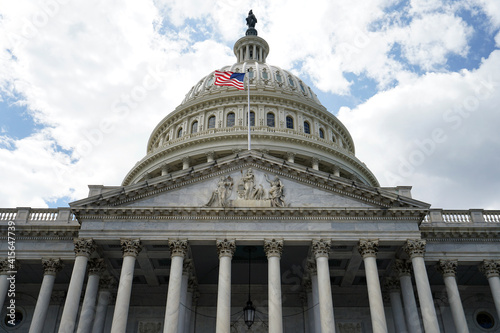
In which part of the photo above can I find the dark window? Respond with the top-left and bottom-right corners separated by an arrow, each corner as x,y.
286,116 -> 294,129
262,70 -> 268,79
288,76 -> 295,86
476,312 -> 495,329
275,72 -> 283,82
191,121 -> 198,133
208,116 -> 216,129
227,112 -> 235,127
319,128 -> 325,139
304,121 -> 311,134
267,113 -> 275,127
248,68 -> 254,79
246,112 -> 255,126
177,128 -> 183,138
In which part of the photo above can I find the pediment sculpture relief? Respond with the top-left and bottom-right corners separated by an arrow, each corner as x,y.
205,168 -> 286,207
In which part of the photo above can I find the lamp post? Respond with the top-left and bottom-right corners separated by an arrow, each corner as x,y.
243,246 -> 255,328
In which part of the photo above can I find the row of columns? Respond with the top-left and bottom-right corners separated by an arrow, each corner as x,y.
3,238 -> 500,332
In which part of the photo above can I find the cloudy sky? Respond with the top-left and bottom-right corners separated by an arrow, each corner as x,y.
0,0 -> 499,209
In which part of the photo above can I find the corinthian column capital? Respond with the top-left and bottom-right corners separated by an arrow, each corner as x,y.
169,239 -> 188,258
404,239 -> 426,258
88,258 -> 106,276
437,259 -> 458,278
384,277 -> 401,292
120,239 -> 142,257
42,258 -> 64,276
74,238 -> 96,257
216,239 -> 235,258
394,259 -> 412,277
312,239 -> 331,258
480,260 -> 500,278
358,239 -> 379,258
264,239 -> 283,258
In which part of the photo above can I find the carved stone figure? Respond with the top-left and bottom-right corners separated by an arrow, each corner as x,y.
242,168 -> 256,199
246,10 -> 257,29
205,176 -> 233,207
265,174 -> 285,207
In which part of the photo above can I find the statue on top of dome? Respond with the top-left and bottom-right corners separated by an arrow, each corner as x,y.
246,10 -> 257,29
245,10 -> 258,36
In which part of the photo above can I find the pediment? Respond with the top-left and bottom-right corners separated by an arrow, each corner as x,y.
70,152 -> 430,210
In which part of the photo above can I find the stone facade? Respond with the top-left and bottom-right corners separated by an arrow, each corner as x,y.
1,19 -> 500,333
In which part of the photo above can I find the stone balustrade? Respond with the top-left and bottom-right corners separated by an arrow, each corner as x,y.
424,209 -> 500,224
0,207 -> 75,223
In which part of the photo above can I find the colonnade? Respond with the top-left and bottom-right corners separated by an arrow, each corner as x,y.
2,238 -> 500,332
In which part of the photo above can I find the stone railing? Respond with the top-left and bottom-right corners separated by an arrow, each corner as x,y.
423,209 -> 500,224
0,207 -> 76,223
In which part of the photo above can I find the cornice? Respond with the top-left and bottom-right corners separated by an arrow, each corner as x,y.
125,132 -> 376,187
72,206 -> 427,221
74,153 -> 425,210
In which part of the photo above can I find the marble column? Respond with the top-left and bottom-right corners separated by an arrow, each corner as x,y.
184,277 -> 197,333
265,239 -> 284,333
77,259 -> 106,333
307,261 -> 322,333
404,239 -> 440,333
479,260 -> 500,321
215,239 -> 235,333
437,260 -> 468,333
302,277 -> 316,333
177,258 -> 192,333
0,259 -> 11,309
287,152 -> 295,163
312,239 -> 336,333
110,239 -> 142,333
58,238 -> 96,333
30,259 -> 64,333
91,275 -> 116,333
163,239 -> 188,333
385,277 -> 407,333
358,239 -> 388,333
395,259 -> 422,333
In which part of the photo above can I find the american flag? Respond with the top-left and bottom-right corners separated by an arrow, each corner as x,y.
214,70 -> 245,90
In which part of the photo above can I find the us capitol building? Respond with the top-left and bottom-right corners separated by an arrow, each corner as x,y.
1,12 -> 500,333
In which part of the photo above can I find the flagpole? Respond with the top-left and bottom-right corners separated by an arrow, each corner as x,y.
247,70 -> 251,151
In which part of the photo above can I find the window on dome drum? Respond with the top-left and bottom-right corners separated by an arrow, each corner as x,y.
246,112 -> 255,126
206,76 -> 214,86
275,72 -> 283,83
300,82 -> 306,93
191,121 -> 198,134
286,116 -> 294,129
227,112 -> 235,127
319,128 -> 325,139
248,68 -> 254,79
208,116 -> 216,129
177,128 -> 183,138
262,70 -> 268,80
331,134 -> 336,142
304,121 -> 311,134
267,113 -> 275,127
288,76 -> 295,86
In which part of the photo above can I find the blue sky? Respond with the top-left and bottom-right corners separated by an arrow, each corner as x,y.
0,0 -> 500,209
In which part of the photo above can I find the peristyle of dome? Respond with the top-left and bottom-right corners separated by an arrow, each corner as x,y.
122,25 -> 378,188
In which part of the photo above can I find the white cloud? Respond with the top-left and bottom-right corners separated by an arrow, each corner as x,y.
0,0 -> 499,210
338,50 -> 500,209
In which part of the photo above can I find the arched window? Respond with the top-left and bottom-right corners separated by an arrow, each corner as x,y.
304,121 -> 311,134
267,113 -> 275,127
248,68 -> 254,79
331,134 -> 336,143
208,116 -> 216,129
319,128 -> 325,139
262,69 -> 268,80
227,112 -> 235,127
288,76 -> 295,87
177,128 -> 183,138
275,72 -> 283,83
191,121 -> 198,134
286,116 -> 294,129
246,111 -> 255,126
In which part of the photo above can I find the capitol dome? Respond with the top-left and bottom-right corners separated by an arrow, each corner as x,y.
122,26 -> 379,188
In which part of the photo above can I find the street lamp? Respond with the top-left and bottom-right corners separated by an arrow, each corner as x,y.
243,246 -> 255,328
